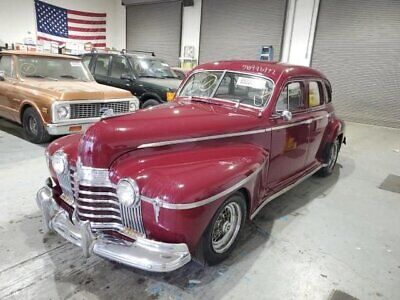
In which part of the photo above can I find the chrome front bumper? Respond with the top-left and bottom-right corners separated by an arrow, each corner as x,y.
36,186 -> 191,272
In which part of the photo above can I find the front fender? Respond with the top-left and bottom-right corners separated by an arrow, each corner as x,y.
109,144 -> 268,252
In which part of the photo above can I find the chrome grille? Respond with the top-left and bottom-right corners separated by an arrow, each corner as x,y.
70,101 -> 130,119
57,163 -> 146,236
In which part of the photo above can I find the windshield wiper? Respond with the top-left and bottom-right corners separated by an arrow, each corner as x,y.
25,74 -> 46,78
162,75 -> 178,79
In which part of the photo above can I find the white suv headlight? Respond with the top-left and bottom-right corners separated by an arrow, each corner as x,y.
117,178 -> 140,206
51,151 -> 68,175
53,103 -> 70,121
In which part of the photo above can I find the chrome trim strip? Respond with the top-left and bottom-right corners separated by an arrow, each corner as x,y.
141,162 -> 265,210
78,198 -> 119,205
77,212 -> 122,221
79,190 -> 117,197
250,165 -> 323,219
137,129 -> 267,149
77,205 -> 121,213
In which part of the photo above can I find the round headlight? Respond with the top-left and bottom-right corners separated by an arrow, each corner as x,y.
117,178 -> 140,207
129,99 -> 139,111
51,151 -> 68,175
56,105 -> 70,120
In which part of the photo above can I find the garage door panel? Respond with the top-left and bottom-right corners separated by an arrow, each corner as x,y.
312,0 -> 400,128
126,2 -> 182,66
200,0 -> 286,63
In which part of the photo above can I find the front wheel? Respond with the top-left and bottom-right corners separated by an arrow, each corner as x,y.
22,107 -> 51,144
317,139 -> 340,177
142,99 -> 161,109
201,192 -> 247,265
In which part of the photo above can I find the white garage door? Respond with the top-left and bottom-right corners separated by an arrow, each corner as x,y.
199,0 -> 287,63
126,1 -> 182,66
312,0 -> 400,128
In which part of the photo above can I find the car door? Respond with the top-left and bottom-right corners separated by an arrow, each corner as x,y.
108,55 -> 135,91
0,55 -> 16,120
267,81 -> 311,190
304,80 -> 329,168
92,54 -> 111,85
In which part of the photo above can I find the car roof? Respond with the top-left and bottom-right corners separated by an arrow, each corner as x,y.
0,50 -> 80,60
193,60 -> 327,82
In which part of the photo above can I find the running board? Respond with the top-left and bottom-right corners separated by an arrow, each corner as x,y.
250,165 -> 323,220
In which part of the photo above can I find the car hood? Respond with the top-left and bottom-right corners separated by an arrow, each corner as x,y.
78,100 -> 262,168
19,80 -> 132,100
138,77 -> 181,90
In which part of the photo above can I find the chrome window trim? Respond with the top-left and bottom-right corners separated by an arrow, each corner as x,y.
176,69 -> 275,111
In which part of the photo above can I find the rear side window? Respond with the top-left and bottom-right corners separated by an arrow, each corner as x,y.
94,55 -> 110,77
0,55 -> 13,77
308,81 -> 323,108
325,82 -> 332,103
276,82 -> 304,112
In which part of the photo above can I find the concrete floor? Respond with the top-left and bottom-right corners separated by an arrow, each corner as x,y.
0,118 -> 399,300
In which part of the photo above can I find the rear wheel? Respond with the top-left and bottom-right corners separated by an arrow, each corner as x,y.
142,99 -> 161,109
317,139 -> 340,177
22,107 -> 51,144
201,192 -> 247,265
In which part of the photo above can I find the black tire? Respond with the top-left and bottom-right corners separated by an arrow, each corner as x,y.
142,99 -> 161,109
317,139 -> 340,177
201,192 -> 247,265
22,107 -> 51,144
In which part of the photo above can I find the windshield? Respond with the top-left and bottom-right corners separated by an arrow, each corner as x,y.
17,56 -> 93,81
179,71 -> 274,108
129,56 -> 177,79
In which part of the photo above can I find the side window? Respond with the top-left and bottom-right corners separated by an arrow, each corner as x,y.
94,55 -> 110,77
308,81 -> 323,107
110,56 -> 131,79
82,56 -> 92,70
275,82 -> 303,112
0,56 -> 13,78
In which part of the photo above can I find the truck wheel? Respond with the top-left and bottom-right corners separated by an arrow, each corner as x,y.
22,107 -> 51,144
317,139 -> 340,177
202,192 -> 247,265
142,99 -> 160,109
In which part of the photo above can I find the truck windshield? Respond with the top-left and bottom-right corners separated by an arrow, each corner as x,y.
129,56 -> 178,79
17,56 -> 93,82
179,71 -> 274,108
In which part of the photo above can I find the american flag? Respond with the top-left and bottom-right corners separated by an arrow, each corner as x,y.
34,0 -> 106,48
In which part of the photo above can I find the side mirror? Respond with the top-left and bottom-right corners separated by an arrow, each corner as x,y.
0,70 -> 5,81
121,73 -> 134,81
281,110 -> 292,121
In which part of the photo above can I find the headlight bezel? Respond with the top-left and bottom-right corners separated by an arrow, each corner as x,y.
51,150 -> 68,175
116,178 -> 140,207
52,102 -> 71,122
129,98 -> 139,111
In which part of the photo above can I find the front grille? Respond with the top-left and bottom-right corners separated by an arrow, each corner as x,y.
56,164 -> 145,236
70,101 -> 130,119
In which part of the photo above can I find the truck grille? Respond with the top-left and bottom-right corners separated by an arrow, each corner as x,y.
70,101 -> 130,119
57,165 -> 145,236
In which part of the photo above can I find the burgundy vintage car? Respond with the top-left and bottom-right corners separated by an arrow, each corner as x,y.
36,60 -> 345,272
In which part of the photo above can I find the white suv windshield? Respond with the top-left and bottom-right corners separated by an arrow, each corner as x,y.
179,71 -> 274,108
17,56 -> 93,82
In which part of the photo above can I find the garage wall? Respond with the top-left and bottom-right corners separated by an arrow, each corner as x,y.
0,0 -> 126,49
199,0 -> 286,63
126,1 -> 182,66
312,0 -> 400,128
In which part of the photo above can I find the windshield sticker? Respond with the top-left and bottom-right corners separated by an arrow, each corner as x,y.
236,76 -> 266,89
70,62 -> 81,67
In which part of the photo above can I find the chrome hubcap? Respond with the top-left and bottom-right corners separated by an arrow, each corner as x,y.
28,117 -> 38,136
212,202 -> 242,253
